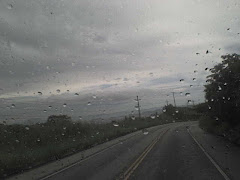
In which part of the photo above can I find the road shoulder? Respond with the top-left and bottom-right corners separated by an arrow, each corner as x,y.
190,122 -> 240,180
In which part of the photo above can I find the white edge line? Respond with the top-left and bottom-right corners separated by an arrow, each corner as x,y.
40,132 -> 140,180
40,125 -> 167,180
187,129 -> 231,180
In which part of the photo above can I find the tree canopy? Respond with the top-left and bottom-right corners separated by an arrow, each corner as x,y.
204,53 -> 240,126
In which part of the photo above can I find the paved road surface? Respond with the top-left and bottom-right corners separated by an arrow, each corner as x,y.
43,122 -> 228,180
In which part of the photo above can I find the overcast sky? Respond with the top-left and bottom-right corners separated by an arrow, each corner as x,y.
0,0 -> 240,123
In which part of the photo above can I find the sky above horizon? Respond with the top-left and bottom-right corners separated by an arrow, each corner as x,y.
0,0 -> 240,123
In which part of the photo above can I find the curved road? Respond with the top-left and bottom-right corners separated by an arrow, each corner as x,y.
40,122 -> 227,180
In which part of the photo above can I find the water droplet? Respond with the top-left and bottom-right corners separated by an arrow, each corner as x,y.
150,115 -> 156,119
163,109 -> 166,112
25,127 -> 30,130
63,103 -> 67,107
208,106 -> 212,110
211,99 -> 214,102
142,129 -> 149,135
74,93 -> 79,96
48,106 -> 52,109
46,66 -> 50,70
87,102 -> 91,106
11,104 -> 15,108
193,78 -> 196,81
194,70 -> 198,73
175,110 -> 179,113
185,93 -> 191,97
112,121 -> 119,127
131,116 -> 136,120
180,79 -> 184,83
92,95 -> 97,99
43,110 -> 47,113
224,83 -> 227,86
7,4 -> 13,10
63,127 -> 66,130
15,139 -> 20,143
56,89 -> 61,93
71,109 -> 74,112
190,85 -> 193,88
37,138 -> 41,142
218,86 -> 222,91
38,92 -> 42,95
205,68 -> 209,71
79,116 -> 82,120
180,92 -> 183,95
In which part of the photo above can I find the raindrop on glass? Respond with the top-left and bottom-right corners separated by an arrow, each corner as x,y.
63,103 -> 67,107
87,102 -> 91,106
142,129 -> 149,135
56,89 -> 61,93
180,79 -> 184,83
185,93 -> 191,97
112,121 -> 119,127
7,4 -> 13,10
150,115 -> 156,119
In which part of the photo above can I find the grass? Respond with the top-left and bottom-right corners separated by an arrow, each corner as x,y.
0,106 -> 201,178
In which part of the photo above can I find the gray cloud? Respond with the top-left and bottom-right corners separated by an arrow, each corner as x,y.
0,0 -> 240,123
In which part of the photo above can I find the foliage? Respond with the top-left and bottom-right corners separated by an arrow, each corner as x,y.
204,53 -> 240,126
0,112 -> 197,178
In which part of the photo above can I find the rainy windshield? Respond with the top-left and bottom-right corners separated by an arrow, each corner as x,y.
1,0 -> 240,179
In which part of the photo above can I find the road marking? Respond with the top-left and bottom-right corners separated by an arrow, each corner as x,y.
122,129 -> 169,180
187,129 -> 230,180
40,132 -> 141,180
40,126 -> 168,180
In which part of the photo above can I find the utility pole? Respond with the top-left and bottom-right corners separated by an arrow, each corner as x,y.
192,100 -> 195,106
166,100 -> 169,106
135,96 -> 141,119
172,92 -> 176,107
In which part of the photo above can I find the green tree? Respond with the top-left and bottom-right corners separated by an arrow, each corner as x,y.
204,53 -> 240,126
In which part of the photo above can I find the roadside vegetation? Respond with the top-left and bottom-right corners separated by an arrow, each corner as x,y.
0,105 -> 201,178
198,53 -> 240,145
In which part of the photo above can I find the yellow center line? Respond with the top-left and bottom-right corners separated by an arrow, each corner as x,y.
122,128 -> 169,180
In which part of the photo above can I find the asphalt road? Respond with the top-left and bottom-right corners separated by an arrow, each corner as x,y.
44,122 -> 227,180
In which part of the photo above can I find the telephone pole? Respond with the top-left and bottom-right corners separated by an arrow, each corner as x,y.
166,100 -> 169,106
172,92 -> 176,107
135,96 -> 141,119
